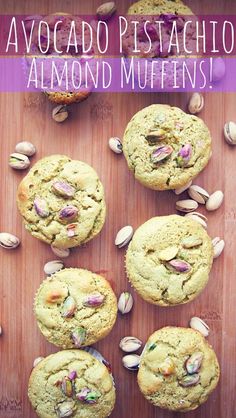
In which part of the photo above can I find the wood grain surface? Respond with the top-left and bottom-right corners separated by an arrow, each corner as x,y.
0,0 -> 236,417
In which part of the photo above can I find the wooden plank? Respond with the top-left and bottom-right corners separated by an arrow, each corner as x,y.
0,1 -> 235,417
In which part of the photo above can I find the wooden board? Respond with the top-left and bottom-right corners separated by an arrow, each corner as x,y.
0,0 -> 236,417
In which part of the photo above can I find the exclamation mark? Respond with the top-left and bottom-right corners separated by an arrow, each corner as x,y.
209,57 -> 213,89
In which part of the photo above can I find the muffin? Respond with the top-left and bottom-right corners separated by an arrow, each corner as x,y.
123,105 -> 212,190
128,0 -> 192,15
138,327 -> 220,412
34,268 -> 117,348
28,349 -> 116,418
17,155 -> 106,249
28,13 -> 97,104
125,215 -> 213,306
123,0 -> 195,59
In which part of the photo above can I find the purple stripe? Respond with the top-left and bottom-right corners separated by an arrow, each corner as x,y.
0,57 -> 232,92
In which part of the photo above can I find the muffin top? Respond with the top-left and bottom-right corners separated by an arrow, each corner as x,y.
34,268 -> 117,348
125,215 -> 213,306
128,0 -> 192,14
17,155 -> 106,249
122,0 -> 195,59
123,105 -> 212,190
29,13 -> 96,104
28,349 -> 116,418
138,327 -> 220,412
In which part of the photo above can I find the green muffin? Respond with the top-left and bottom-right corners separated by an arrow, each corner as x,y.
128,0 -> 192,15
28,349 -> 116,418
34,268 -> 117,349
138,327 -> 220,412
17,155 -> 106,249
123,105 -> 212,190
122,0 -> 195,60
125,215 -> 213,306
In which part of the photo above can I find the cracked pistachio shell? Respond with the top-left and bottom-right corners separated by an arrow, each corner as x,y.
189,316 -> 210,337
224,121 -> 236,145
188,93 -> 204,115
212,238 -> 225,259
185,212 -> 208,229
51,245 -> 70,258
174,180 -> 192,195
108,137 -> 123,154
122,354 -> 140,371
33,356 -> 44,368
44,260 -> 64,275
15,141 -> 36,156
9,153 -> 30,170
0,232 -> 20,249
52,105 -> 68,122
115,225 -> 133,248
188,185 -> 209,204
96,2 -> 116,20
206,190 -> 224,211
118,292 -> 133,314
119,336 -> 142,353
176,199 -> 198,213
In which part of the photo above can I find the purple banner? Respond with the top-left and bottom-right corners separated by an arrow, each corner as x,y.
0,57 -> 232,92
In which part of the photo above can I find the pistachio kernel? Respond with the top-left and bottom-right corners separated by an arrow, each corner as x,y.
52,181 -> 75,199
34,197 -> 49,218
185,352 -> 203,374
82,293 -> 105,307
71,327 -> 86,348
151,145 -> 173,163
61,296 -> 77,318
166,259 -> 191,273
179,373 -> 200,387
